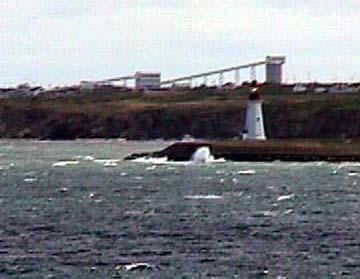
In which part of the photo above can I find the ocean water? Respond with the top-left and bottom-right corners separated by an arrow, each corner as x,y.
0,140 -> 359,278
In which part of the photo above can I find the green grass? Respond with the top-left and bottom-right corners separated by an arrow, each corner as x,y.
1,88 -> 359,120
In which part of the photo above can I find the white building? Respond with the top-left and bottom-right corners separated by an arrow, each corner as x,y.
293,83 -> 307,93
329,84 -> 352,94
80,81 -> 96,91
314,87 -> 327,93
243,89 -> 266,141
135,72 -> 161,90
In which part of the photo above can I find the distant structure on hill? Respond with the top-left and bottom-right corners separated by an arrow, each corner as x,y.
293,83 -> 307,93
265,56 -> 286,84
161,55 -> 286,88
134,72 -> 161,90
80,81 -> 96,91
292,82 -> 360,94
95,55 -> 286,90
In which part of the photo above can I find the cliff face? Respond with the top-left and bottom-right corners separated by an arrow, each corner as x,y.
264,106 -> 360,139
0,101 -> 359,140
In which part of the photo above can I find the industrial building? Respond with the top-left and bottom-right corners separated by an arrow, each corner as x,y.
97,55 -> 286,89
134,72 -> 161,90
265,56 -> 286,84
160,55 -> 286,87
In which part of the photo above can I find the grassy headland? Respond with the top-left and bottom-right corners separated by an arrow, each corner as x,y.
0,85 -> 359,140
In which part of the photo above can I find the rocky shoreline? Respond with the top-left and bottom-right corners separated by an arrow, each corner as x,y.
125,140 -> 360,162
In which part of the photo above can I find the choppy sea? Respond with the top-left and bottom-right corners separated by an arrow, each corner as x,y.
0,140 -> 359,278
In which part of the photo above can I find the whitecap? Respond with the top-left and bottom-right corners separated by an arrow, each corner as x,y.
253,210 -> 277,217
132,157 -> 193,166
211,157 -> 226,163
94,159 -> 120,164
338,162 -> 360,169
146,165 -> 157,171
84,155 -> 95,161
89,192 -> 99,199
104,161 -> 118,167
348,171 -> 358,177
52,161 -> 79,167
277,194 -> 294,201
184,195 -> 223,200
191,147 -> 226,164
117,262 -> 155,271
131,153 -> 225,165
237,169 -> 256,175
132,156 -> 168,164
59,187 -> 68,192
24,178 -> 36,183
191,147 -> 213,163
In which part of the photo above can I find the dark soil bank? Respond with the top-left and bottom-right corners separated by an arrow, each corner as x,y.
0,91 -> 359,140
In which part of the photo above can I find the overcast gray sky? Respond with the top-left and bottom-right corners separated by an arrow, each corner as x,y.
0,0 -> 359,86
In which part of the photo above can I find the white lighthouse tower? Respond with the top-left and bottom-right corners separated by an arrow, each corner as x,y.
242,89 -> 266,140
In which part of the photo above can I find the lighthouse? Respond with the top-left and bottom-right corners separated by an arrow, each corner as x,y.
242,88 -> 266,140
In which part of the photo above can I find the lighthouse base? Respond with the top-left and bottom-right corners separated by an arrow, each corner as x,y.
242,133 -> 266,141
